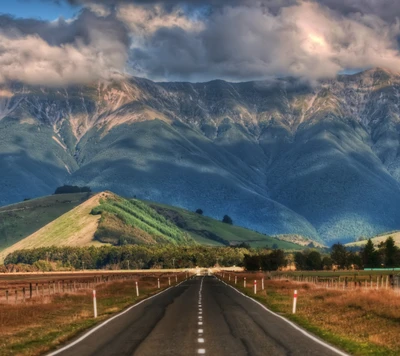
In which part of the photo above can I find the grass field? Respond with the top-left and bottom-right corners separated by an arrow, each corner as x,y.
221,271 -> 400,355
0,272 -> 187,356
273,270 -> 400,278
92,196 -> 194,245
0,193 -> 92,251
148,201 -> 303,249
0,193 -> 111,263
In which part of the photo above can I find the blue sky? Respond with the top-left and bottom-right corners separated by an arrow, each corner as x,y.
0,0 -> 79,20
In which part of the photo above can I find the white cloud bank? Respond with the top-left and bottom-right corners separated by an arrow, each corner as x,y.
1,0 -> 400,85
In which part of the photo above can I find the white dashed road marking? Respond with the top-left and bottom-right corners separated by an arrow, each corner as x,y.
196,277 -> 206,355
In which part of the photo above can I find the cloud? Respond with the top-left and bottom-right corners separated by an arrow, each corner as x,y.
116,3 -> 204,37
124,1 -> 400,82
317,0 -> 400,22
42,0 -> 400,20
0,10 -> 129,86
2,0 -> 400,85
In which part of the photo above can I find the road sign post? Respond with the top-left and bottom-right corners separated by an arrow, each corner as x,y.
93,290 -> 98,318
254,280 -> 257,294
292,290 -> 298,314
136,281 -> 139,297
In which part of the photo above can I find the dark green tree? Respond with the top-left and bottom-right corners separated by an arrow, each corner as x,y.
348,252 -> 362,269
268,249 -> 286,270
243,254 -> 261,271
222,215 -> 233,225
330,243 -> 348,269
54,185 -> 91,194
294,252 -> 307,270
322,256 -> 333,270
383,237 -> 399,267
361,239 -> 379,268
195,209 -> 203,215
306,251 -> 322,270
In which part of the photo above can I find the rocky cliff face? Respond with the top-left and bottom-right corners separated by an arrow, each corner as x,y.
2,68 -> 400,243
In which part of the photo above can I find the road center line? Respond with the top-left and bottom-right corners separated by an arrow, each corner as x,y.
196,277 -> 206,354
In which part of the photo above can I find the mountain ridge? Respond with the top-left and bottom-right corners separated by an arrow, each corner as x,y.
2,67 -> 400,244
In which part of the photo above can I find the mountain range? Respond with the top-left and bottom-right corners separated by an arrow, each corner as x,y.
1,67 -> 400,244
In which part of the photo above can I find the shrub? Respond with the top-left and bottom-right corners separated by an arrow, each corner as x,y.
195,209 -> 203,215
222,215 -> 233,225
54,185 -> 91,194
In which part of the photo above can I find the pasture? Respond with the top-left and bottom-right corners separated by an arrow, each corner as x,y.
0,271 -> 190,356
219,271 -> 400,356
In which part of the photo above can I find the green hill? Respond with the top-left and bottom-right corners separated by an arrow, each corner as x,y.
0,193 -> 92,251
0,192 -> 303,263
148,202 -> 302,249
92,195 -> 194,246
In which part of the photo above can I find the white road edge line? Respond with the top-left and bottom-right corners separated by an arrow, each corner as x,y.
47,278 -> 189,355
218,278 -> 349,356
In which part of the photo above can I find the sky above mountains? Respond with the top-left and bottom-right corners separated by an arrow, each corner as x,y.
1,0 -> 400,85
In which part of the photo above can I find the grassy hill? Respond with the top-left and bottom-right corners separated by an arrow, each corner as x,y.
0,192 -> 303,263
92,196 -> 194,245
0,192 -> 197,262
345,231 -> 400,248
0,193 -> 92,251
148,202 -> 303,249
0,192 -> 108,262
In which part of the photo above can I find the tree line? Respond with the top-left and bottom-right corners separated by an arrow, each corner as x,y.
2,245 -> 290,272
3,245 -> 249,271
294,237 -> 400,270
3,237 -> 398,272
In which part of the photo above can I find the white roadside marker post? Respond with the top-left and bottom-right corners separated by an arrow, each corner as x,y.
244,277 -> 246,288
229,274 -> 231,281
169,277 -> 171,286
262,278 -> 264,290
135,281 -> 139,297
158,278 -> 160,289
292,290 -> 298,314
235,276 -> 237,285
175,275 -> 178,283
93,290 -> 98,318
254,280 -> 257,295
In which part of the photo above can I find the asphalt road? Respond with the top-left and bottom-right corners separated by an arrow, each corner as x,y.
49,276 -> 347,356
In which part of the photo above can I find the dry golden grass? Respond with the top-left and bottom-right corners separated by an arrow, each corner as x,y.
223,272 -> 400,356
0,272 -> 185,356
